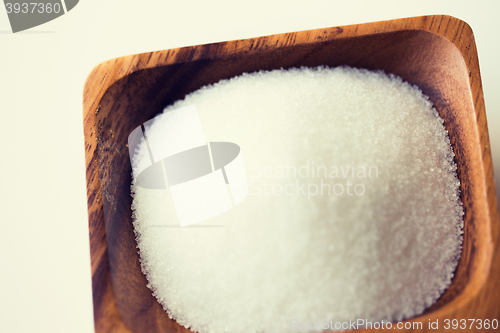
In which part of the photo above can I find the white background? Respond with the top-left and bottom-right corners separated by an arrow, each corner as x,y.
0,1 -> 499,332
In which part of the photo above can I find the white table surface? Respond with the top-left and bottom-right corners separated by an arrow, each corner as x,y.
1,1 -> 499,332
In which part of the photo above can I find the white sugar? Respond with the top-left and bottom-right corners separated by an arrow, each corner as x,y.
131,66 -> 463,332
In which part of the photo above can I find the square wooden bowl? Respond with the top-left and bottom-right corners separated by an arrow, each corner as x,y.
83,15 -> 499,333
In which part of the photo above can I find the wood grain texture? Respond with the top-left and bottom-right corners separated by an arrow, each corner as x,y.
83,15 -> 500,333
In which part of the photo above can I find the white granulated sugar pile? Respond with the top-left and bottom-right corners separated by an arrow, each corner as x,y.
131,66 -> 463,333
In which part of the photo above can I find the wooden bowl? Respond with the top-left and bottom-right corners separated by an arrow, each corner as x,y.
83,15 -> 499,333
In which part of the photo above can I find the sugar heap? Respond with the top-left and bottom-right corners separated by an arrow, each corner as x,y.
131,66 -> 464,333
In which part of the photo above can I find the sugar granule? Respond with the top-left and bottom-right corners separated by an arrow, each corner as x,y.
131,66 -> 464,333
